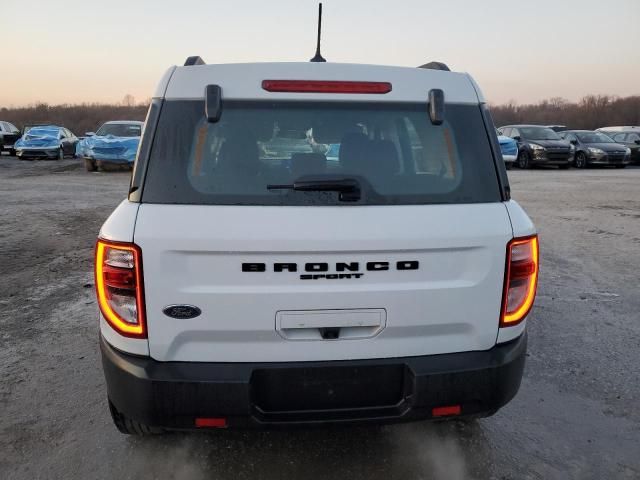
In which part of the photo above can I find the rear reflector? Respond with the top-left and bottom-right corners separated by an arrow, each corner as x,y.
95,239 -> 146,338
261,80 -> 392,94
501,235 -> 539,327
195,417 -> 227,428
432,405 -> 461,417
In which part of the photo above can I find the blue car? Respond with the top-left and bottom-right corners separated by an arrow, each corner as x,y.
77,121 -> 143,171
15,125 -> 79,160
498,134 -> 518,169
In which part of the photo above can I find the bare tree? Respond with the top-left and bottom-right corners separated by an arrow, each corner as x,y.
122,94 -> 135,107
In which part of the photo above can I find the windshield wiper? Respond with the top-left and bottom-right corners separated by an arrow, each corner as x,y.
267,178 -> 361,202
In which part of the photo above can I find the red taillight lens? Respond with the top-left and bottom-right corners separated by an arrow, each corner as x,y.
261,80 -> 392,94
95,239 -> 146,338
501,235 -> 539,327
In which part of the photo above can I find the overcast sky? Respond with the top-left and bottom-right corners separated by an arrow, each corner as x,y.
2,0 -> 639,107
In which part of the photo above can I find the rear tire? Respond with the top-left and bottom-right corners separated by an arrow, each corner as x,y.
84,158 -> 97,172
108,400 -> 163,435
517,151 -> 531,169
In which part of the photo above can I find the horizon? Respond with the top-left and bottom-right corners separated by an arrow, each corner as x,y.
1,0 -> 639,107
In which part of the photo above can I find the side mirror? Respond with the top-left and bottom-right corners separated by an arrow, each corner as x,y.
428,89 -> 445,125
205,84 -> 222,122
570,139 -> 578,145
513,135 -> 521,142
85,132 -> 95,137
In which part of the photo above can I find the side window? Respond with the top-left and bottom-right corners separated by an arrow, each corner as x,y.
0,122 -> 7,132
9,123 -> 19,133
501,127 -> 511,137
627,133 -> 640,143
65,128 -> 74,138
565,133 -> 576,142
59,129 -> 67,139
511,128 -> 520,139
613,133 -> 626,142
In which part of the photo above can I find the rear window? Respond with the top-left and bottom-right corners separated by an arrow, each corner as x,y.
142,101 -> 501,205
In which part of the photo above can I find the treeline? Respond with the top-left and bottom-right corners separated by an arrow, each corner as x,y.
490,95 -> 640,130
0,103 -> 149,136
2,95 -> 639,135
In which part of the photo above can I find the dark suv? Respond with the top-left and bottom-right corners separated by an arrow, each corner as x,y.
499,125 -> 573,169
559,130 -> 631,169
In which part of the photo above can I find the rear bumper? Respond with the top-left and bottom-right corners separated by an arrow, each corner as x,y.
101,332 -> 527,429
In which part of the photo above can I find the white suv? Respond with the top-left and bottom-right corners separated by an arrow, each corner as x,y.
96,57 -> 538,434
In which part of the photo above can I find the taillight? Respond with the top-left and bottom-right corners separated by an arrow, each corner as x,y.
501,235 -> 539,327
95,239 -> 146,338
261,80 -> 392,94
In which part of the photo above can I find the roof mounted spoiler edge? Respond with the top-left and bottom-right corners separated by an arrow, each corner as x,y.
184,56 -> 206,66
418,62 -> 451,72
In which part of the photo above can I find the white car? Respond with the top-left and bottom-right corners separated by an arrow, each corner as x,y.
96,57 -> 538,434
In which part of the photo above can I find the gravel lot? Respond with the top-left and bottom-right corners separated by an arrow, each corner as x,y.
1,155 -> 639,480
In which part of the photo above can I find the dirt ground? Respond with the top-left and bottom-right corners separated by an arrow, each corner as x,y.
1,156 -> 639,480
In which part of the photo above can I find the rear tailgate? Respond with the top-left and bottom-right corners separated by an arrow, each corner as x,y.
135,203 -> 511,362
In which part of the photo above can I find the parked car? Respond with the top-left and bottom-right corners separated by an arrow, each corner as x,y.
14,125 -> 79,160
499,125 -> 573,169
0,121 -> 21,155
96,56 -> 536,434
559,130 -> 631,168
76,121 -> 144,171
596,127 -> 640,165
497,133 -> 518,169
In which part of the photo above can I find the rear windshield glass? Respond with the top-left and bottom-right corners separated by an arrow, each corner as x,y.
96,123 -> 142,137
520,127 -> 561,141
142,101 -> 501,205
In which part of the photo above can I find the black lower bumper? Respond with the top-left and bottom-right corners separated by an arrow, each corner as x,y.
101,333 -> 527,429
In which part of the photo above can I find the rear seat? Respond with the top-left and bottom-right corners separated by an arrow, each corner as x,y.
290,152 -> 327,178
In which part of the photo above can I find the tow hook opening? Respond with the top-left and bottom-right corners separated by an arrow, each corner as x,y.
319,327 -> 340,340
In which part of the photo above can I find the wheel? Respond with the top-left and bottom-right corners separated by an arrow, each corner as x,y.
574,152 -> 588,169
58,148 -> 64,160
108,400 -> 163,435
84,158 -> 97,172
517,151 -> 531,169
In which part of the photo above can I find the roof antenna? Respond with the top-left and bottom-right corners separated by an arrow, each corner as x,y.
310,3 -> 326,62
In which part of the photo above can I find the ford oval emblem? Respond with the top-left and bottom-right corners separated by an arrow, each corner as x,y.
163,305 -> 202,319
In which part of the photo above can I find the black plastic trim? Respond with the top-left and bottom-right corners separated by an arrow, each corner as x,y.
101,333 -> 527,429
480,104 -> 511,201
128,99 -> 163,202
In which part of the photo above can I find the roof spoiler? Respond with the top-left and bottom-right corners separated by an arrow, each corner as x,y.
418,61 -> 451,72
184,56 -> 206,66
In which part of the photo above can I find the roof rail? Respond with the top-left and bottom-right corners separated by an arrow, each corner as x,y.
184,56 -> 206,66
418,61 -> 451,72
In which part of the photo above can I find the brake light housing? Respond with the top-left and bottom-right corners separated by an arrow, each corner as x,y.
501,235 -> 539,327
95,239 -> 146,338
261,80 -> 392,94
